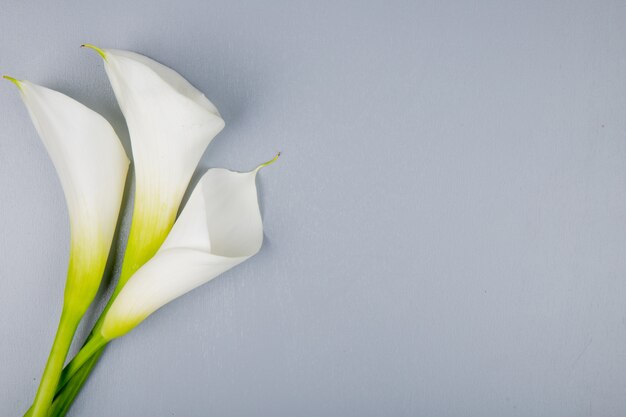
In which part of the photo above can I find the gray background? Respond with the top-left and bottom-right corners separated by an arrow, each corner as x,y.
1,0 -> 626,416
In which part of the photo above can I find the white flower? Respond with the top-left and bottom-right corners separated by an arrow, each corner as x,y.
6,77 -> 129,417
82,45 -> 226,282
99,156 -> 277,340
6,77 -> 129,314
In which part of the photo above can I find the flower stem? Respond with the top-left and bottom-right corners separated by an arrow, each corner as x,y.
56,333 -> 107,391
46,347 -> 104,417
29,310 -> 81,417
22,344 -> 106,417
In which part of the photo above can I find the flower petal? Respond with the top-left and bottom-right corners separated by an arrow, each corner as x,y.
101,167 -> 264,339
12,80 -> 129,312
102,48 -> 225,223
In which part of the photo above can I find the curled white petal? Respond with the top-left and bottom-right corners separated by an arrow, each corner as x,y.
101,167 -> 264,339
101,48 -> 225,227
13,80 -> 129,311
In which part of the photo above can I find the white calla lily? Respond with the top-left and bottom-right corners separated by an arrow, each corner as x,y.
7,77 -> 129,317
83,45 -> 225,283
7,78 -> 129,309
5,77 -> 129,417
101,159 -> 276,340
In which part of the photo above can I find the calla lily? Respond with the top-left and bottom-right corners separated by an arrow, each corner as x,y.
84,45 -> 226,283
7,78 -> 129,309
5,77 -> 129,417
56,158 -> 276,389
101,161 -> 272,339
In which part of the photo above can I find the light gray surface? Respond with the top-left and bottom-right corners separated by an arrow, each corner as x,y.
1,0 -> 626,416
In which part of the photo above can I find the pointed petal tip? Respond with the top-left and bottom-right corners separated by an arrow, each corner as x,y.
81,44 -> 107,60
255,152 -> 281,171
2,75 -> 22,91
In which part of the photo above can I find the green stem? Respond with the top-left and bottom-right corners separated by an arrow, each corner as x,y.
22,311 -> 111,417
29,310 -> 81,417
23,276 -> 125,417
48,347 -> 104,417
26,292 -> 121,417
55,333 -> 107,392
23,348 -> 105,417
